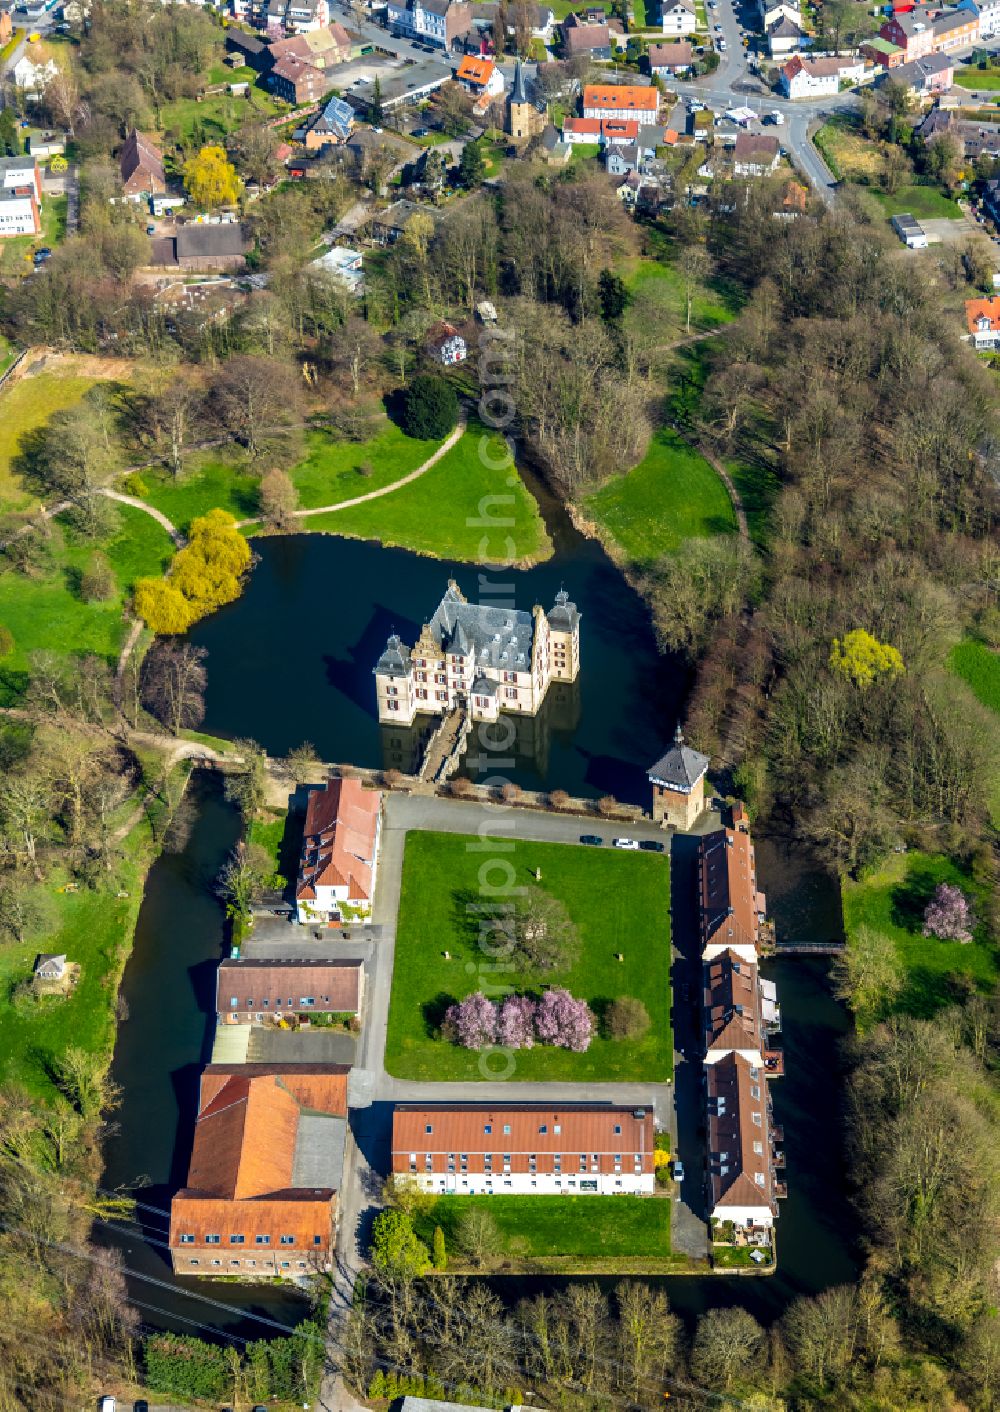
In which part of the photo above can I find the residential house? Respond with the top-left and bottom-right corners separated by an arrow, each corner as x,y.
606,141 -> 643,175
32,951 -> 80,995
733,130 -> 781,175
759,0 -> 802,26
582,82 -> 660,124
33,954 -> 67,983
150,224 -> 251,270
387,0 -> 473,49
284,0 -> 330,30
562,116 -> 642,144
661,0 -> 697,34
779,53 -> 865,97
168,1066 -> 349,1276
704,950 -> 764,1064
648,40 -> 695,74
697,821 -> 763,962
983,175 -> 1000,225
0,157 -> 41,237
471,1 -> 555,41
269,54 -> 327,105
12,52 -> 59,99
370,198 -> 439,245
294,774 -> 382,925
427,320 -> 468,363
455,54 -> 505,99
890,50 -> 954,92
880,6 -> 978,57
561,15 -> 613,59
767,12 -> 809,55
965,295 -> 1000,347
119,130 -> 167,200
391,1104 -> 656,1194
374,580 -> 581,726
918,107 -> 1000,158
311,244 -> 364,290
540,122 -> 572,162
705,1052 -> 776,1228
216,959 -> 364,1024
305,94 -> 355,148
891,210 -> 928,246
958,0 -> 1000,37
861,35 -> 906,66
302,22 -> 354,66
647,724 -> 710,829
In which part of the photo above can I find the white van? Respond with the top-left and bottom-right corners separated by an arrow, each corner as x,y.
99,1397 -> 116,1412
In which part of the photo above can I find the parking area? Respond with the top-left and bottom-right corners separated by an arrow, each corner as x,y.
920,213 -> 980,244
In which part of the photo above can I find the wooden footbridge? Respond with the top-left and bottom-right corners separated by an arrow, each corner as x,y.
772,941 -> 846,956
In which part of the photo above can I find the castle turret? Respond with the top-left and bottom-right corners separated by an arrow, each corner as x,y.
647,723 -> 709,830
546,586 -> 580,683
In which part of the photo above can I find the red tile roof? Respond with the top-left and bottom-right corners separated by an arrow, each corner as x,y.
706,1053 -> 774,1213
456,54 -> 496,86
583,84 -> 659,113
295,775 -> 381,903
697,825 -> 760,952
703,949 -> 762,1053
966,296 -> 1000,334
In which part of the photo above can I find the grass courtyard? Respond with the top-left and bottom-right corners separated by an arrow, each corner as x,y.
412,1194 -> 685,1273
949,638 -> 1000,715
842,851 -> 998,1021
384,831 -> 672,1083
582,427 -> 736,567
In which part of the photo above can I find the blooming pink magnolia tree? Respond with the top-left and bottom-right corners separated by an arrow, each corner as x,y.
534,988 -> 594,1052
497,994 -> 536,1049
922,883 -> 973,944
445,992 -> 498,1048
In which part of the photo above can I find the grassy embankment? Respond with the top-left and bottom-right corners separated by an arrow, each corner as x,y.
412,1194 -> 698,1275
384,830 -> 673,1083
814,114 -> 961,220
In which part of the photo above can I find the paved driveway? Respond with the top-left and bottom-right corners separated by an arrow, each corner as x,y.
920,213 -> 979,244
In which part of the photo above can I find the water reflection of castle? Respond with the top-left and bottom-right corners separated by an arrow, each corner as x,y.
380,673 -> 582,782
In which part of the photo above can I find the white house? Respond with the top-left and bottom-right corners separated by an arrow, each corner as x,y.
964,296 -> 1000,347
12,53 -> 59,99
779,53 -> 864,98
312,244 -> 364,293
767,12 -> 809,56
760,0 -> 802,25
387,0 -> 471,48
294,776 -> 383,925
661,0 -> 697,35
392,1105 -> 657,1195
959,0 -> 1000,38
428,320 -> 467,365
0,157 -> 41,237
455,53 -> 505,98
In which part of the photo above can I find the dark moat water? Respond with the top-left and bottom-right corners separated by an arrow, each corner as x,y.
103,501 -> 859,1338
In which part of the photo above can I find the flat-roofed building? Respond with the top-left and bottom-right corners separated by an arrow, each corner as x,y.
392,1104 -> 656,1194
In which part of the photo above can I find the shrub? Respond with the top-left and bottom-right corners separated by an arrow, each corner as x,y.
597,794 -> 617,816
497,993 -> 536,1048
0,624 -> 13,658
80,550 -> 117,603
922,883 -> 974,943
534,988 -> 594,1051
432,1224 -> 447,1270
604,996 -> 651,1040
548,788 -> 570,810
123,471 -> 148,496
399,373 -> 459,440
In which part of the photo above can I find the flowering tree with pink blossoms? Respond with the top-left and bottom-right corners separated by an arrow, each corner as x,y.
534,988 -> 594,1052
444,992 -> 498,1048
497,994 -> 536,1049
922,883 -> 974,944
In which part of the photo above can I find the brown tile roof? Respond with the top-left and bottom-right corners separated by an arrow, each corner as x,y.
697,826 -> 760,952
199,1064 -> 349,1115
706,1052 -> 774,1212
170,1193 -> 334,1248
119,130 -> 165,195
186,1074 -> 300,1198
648,41 -> 694,67
391,1104 -> 655,1176
733,131 -> 780,163
703,949 -> 762,1054
216,959 -> 362,1015
295,776 -> 382,903
564,22 -> 610,50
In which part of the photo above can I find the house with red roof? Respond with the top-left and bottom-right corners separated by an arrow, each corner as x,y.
455,53 -> 505,97
294,775 -> 383,924
965,295 -> 1000,348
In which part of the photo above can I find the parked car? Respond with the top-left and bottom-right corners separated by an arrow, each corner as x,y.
613,837 -> 639,849
412,126 -> 429,137
32,246 -> 51,265
718,37 -> 727,49
671,1160 -> 685,1182
133,1401 -> 149,1412
580,834 -> 603,846
99,1398 -> 116,1412
639,839 -> 665,852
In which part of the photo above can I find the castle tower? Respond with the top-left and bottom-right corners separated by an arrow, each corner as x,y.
647,723 -> 709,830
507,57 -> 543,141
546,587 -> 580,684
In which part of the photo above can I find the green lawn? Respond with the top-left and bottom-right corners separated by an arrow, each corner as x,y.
290,420 -> 442,509
869,185 -> 962,221
569,142 -> 601,162
621,254 -> 739,341
949,639 -> 1000,715
0,504 -> 174,703
0,370 -> 106,509
384,831 -> 672,1082
297,422 -> 552,564
583,427 -> 736,566
412,1195 -> 674,1271
842,851 -> 998,1021
0,194 -> 68,279
141,460 -> 262,533
955,67 -> 1000,90
158,89 -> 286,147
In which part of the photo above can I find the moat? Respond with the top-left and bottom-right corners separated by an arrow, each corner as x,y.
102,496 -> 859,1337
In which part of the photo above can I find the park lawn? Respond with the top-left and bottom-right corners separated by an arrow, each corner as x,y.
0,370 -> 107,510
955,66 -> 1000,89
298,423 -> 553,564
0,839 -> 148,1103
582,428 -> 735,567
0,504 -> 174,703
842,851 -> 998,1022
949,638 -> 1000,714
384,831 -> 672,1083
569,142 -> 601,162
158,88 -> 285,146
869,184 -> 961,220
140,459 -> 261,533
621,254 -> 739,339
290,420 -> 442,509
412,1195 -> 673,1270
0,195 -> 68,279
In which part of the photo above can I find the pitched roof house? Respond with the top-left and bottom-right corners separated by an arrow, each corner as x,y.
582,83 -> 659,124
697,823 -> 763,961
295,775 -> 383,924
455,53 -> 505,97
392,1104 -> 656,1194
561,18 -> 612,57
706,1052 -> 776,1227
661,0 -> 697,33
703,949 -> 764,1063
216,958 -> 364,1023
965,295 -> 1000,348
168,1066 -> 349,1276
648,41 -> 695,73
269,53 -> 327,105
733,130 -> 781,176
305,93 -> 355,148
119,130 -> 166,199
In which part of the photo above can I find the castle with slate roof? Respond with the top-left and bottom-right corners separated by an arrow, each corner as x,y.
374,579 -> 580,726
